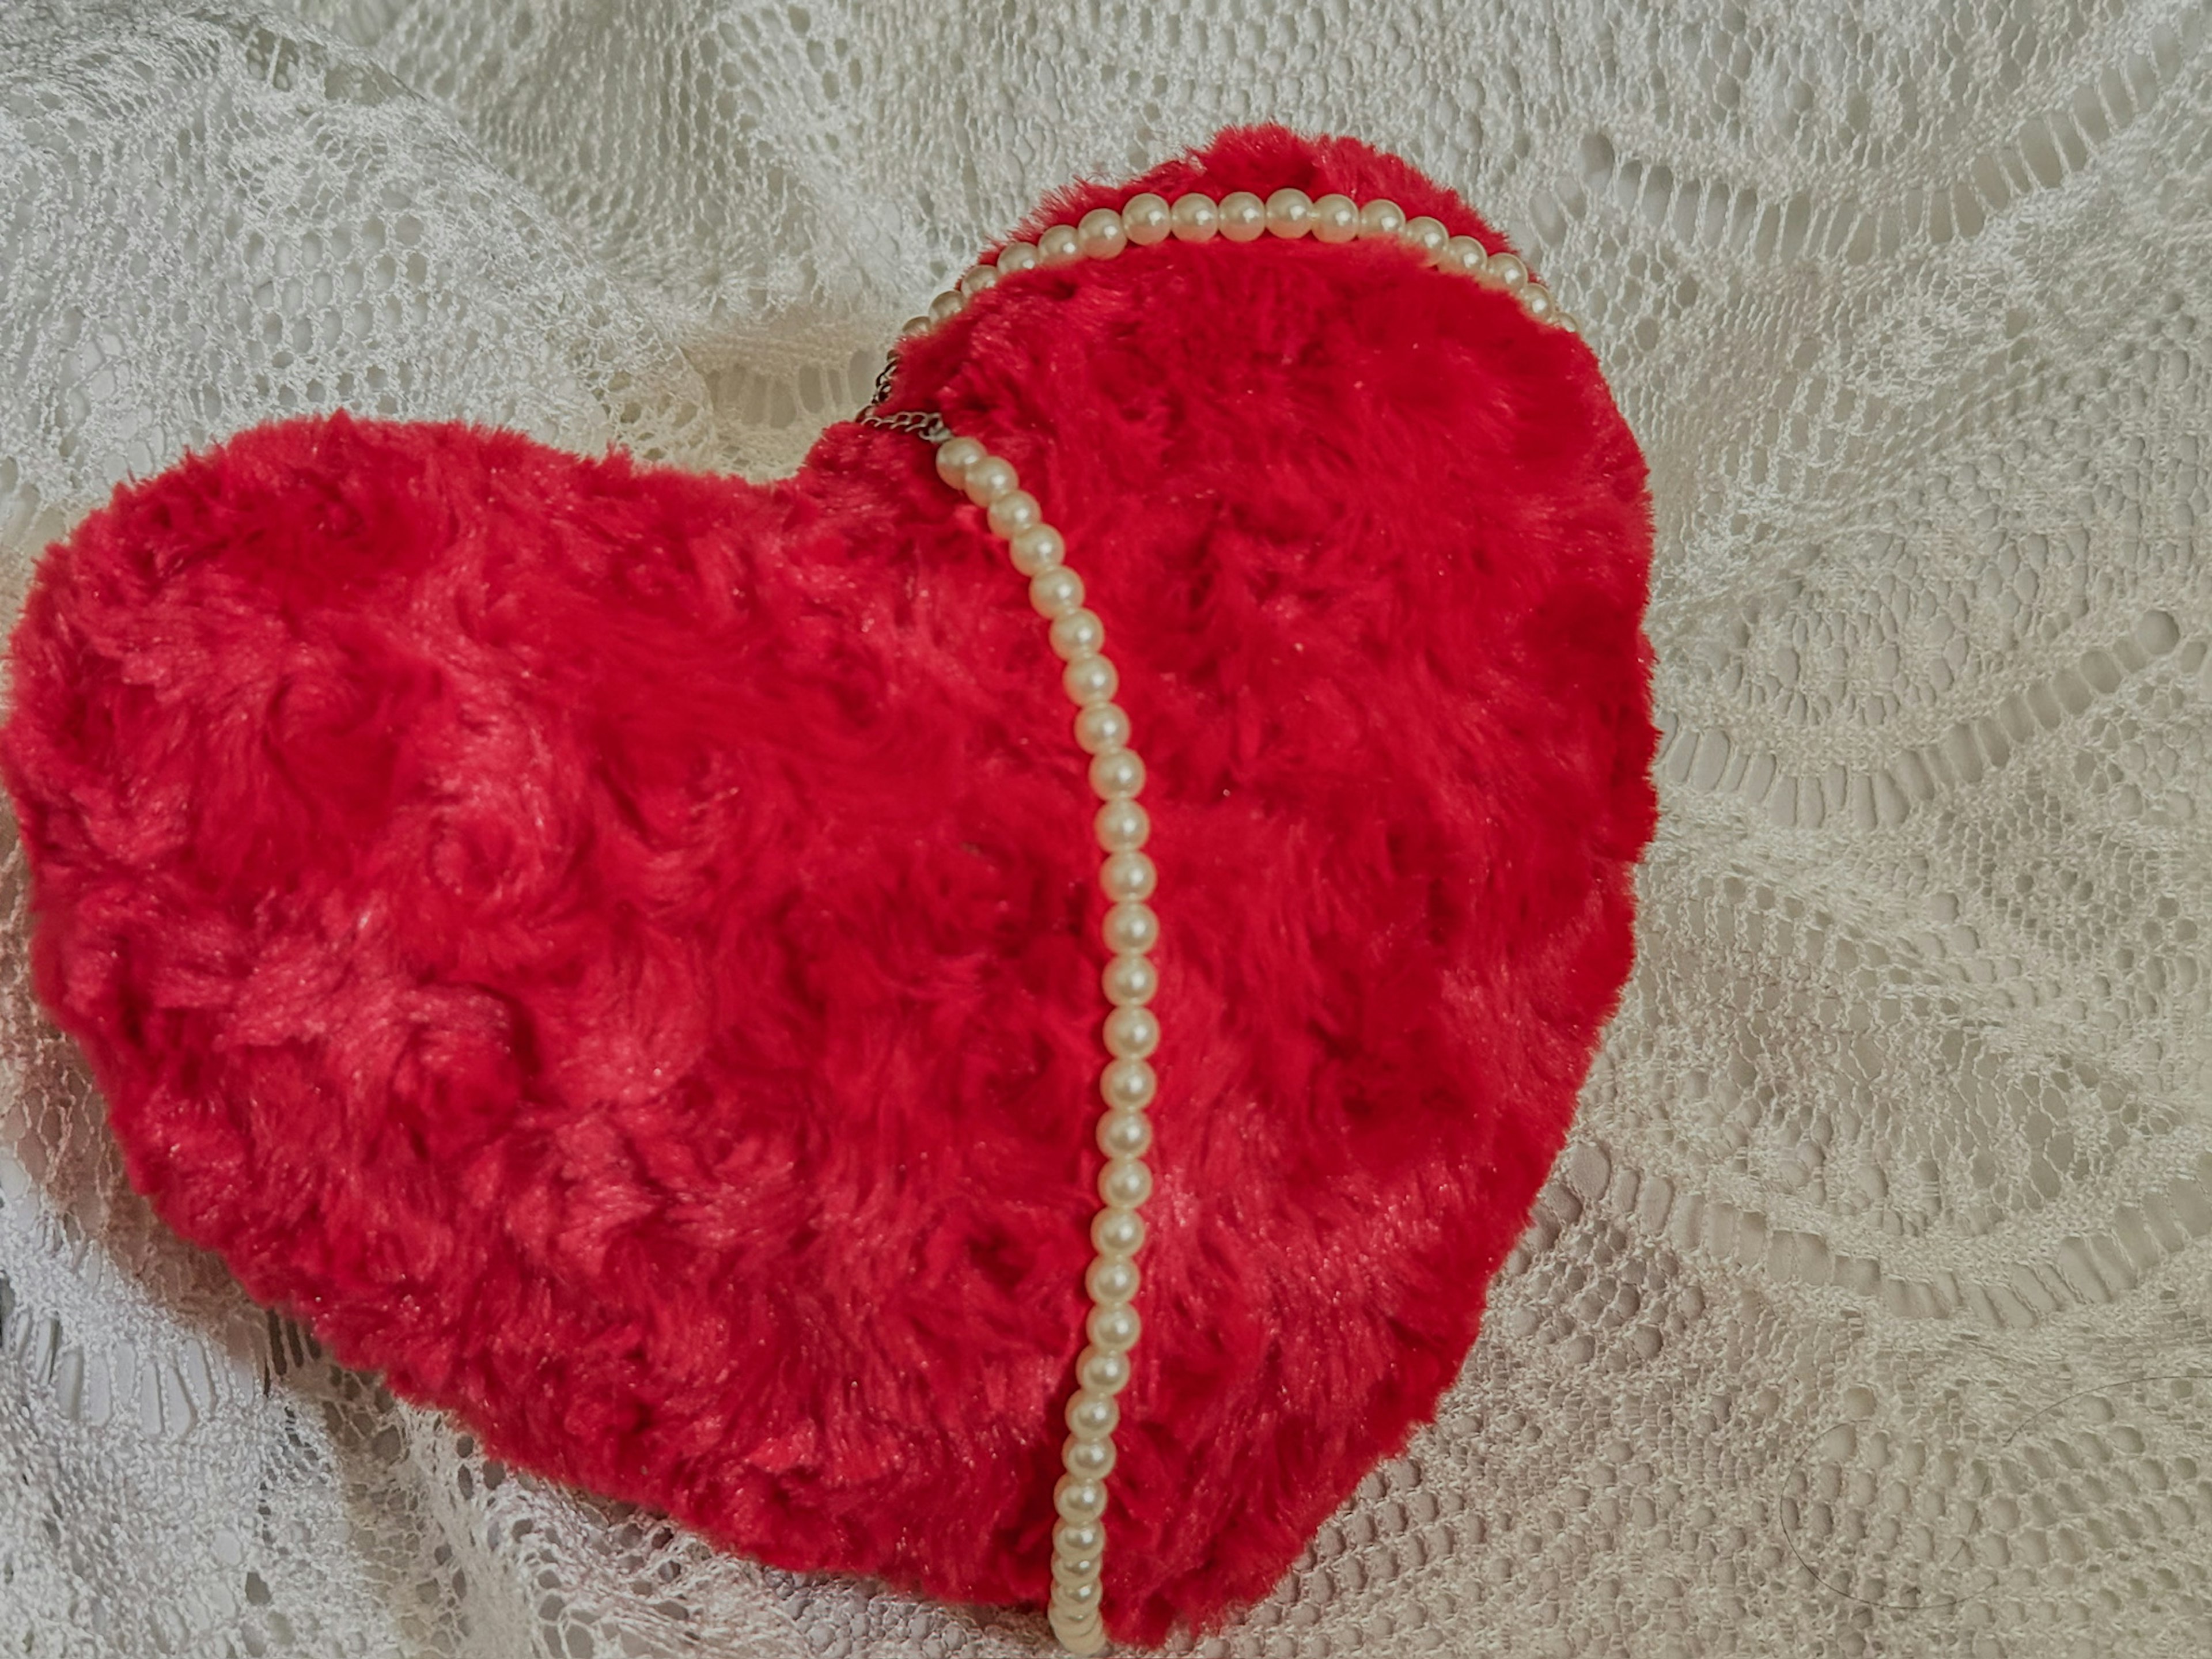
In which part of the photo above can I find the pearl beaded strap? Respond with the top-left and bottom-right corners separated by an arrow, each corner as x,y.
914,429 -> 1159,1658
908,184 -> 1580,342
865,184 -> 1569,1657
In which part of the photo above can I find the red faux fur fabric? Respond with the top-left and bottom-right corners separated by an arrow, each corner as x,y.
1,127 -> 1654,1643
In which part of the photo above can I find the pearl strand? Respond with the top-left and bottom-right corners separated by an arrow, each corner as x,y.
872,179 -> 1564,1657
907,186 -> 1580,340
923,433 -> 1157,1657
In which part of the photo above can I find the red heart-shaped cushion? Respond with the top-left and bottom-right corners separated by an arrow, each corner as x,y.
1,127 -> 1653,1643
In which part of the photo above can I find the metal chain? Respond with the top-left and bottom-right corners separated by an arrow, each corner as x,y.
857,349 -> 951,442
865,350 -> 899,408
860,407 -> 953,441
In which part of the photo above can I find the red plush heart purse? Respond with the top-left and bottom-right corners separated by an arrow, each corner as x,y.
0,126 -> 1654,1650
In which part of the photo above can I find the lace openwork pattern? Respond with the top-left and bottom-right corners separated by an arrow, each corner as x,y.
2,2 -> 2210,1655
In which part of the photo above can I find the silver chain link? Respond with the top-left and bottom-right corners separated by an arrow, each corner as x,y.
856,350 -> 951,442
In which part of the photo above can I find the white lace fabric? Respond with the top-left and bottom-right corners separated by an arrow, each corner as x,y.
3,2 -> 2210,1654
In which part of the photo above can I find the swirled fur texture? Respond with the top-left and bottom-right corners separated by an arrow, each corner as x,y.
1,126 -> 1654,1643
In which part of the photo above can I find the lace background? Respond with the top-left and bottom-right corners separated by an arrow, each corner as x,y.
2,1 -> 2209,1654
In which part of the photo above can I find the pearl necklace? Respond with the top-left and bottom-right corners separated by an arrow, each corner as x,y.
913,184 -> 1578,338
863,185 -> 1574,1656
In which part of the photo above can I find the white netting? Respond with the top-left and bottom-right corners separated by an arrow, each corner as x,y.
3,1 -> 2210,1654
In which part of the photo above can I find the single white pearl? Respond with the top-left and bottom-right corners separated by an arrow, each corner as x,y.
1077,207 -> 1127,260
1059,1461 -> 1112,1509
1076,704 -> 1134,757
1091,1205 -> 1146,1256
1063,1434 -> 1118,1479
1094,795 -> 1147,849
1056,1581 -> 1103,1616
1089,748 -> 1145,800
1054,1475 -> 1108,1522
1100,1059 -> 1157,1113
986,488 -> 1041,537
898,315 -> 930,336
1358,198 -> 1407,238
1092,1110 -> 1150,1159
1555,310 -> 1582,335
997,241 -> 1041,273
1440,235 -> 1487,276
1097,1105 -> 1154,1160
1120,191 -> 1172,245
1402,215 -> 1449,260
1218,190 -> 1266,242
927,289 -> 965,323
1099,849 -> 1156,902
1052,1549 -> 1104,1585
1076,1343 -> 1132,1395
1039,224 -> 1083,266
1063,654 -> 1119,706
959,264 -> 998,296
1050,608 -> 1105,661
1055,1571 -> 1105,1612
1055,1518 -> 1106,1558
1169,192 -> 1219,241
1312,192 -> 1360,243
1009,524 -> 1065,576
1085,1250 -> 1141,1302
1066,1388 -> 1121,1440
1520,282 -> 1556,320
1050,1604 -> 1100,1646
1264,187 -> 1314,237
934,435 -> 986,487
963,454 -> 1018,506
1101,951 -> 1158,1007
1103,1003 -> 1160,1061
1050,1610 -> 1104,1656
1101,1092 -> 1159,1159
1086,1295 -> 1143,1350
1049,1580 -> 1099,1624
1102,901 -> 1158,956
1097,1158 -> 1153,1213
1051,1613 -> 1105,1657
1484,250 -> 1529,290
1052,1557 -> 1104,1599
1031,567 -> 1086,619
